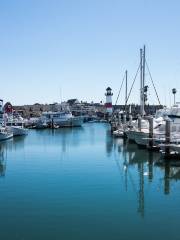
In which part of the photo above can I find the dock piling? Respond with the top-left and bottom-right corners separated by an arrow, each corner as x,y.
138,116 -> 142,131
148,117 -> 154,148
165,119 -> 171,156
123,113 -> 126,125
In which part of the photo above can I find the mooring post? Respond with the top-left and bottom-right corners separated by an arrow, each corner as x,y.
148,117 -> 154,149
165,119 -> 171,156
129,114 -> 132,126
123,113 -> 126,125
118,113 -> 121,126
51,118 -> 54,129
138,116 -> 142,131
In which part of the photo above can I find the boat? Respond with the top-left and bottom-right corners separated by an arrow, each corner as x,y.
126,119 -> 149,142
4,113 -> 28,136
39,111 -> 83,128
113,129 -> 124,137
8,123 -> 28,136
34,119 -> 48,129
0,127 -> 13,141
171,144 -> 180,155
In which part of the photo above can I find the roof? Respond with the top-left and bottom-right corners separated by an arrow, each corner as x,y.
106,87 -> 112,91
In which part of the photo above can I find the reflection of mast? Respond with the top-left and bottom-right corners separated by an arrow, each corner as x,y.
123,140 -> 128,192
137,161 -> 144,217
148,151 -> 153,182
123,151 -> 128,192
164,162 -> 170,195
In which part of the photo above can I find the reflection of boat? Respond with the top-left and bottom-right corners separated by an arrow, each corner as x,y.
0,143 -> 7,177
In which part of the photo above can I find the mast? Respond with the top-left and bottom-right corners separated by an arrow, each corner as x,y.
140,48 -> 143,115
142,45 -> 146,116
140,46 -> 146,116
125,70 -> 128,105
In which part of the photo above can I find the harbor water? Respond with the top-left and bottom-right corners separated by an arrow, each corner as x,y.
0,123 -> 180,240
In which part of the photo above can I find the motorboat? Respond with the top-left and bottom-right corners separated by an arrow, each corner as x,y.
39,111 -> 83,127
4,114 -> 28,136
8,123 -> 28,136
0,127 -> 13,141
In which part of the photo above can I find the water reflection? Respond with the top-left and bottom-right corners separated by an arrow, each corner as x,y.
155,161 -> 180,195
107,130 -> 180,217
35,127 -> 85,153
0,142 -> 7,177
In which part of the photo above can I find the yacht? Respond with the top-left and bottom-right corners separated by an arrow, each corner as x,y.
0,127 -> 13,141
126,119 -> 149,142
39,111 -> 83,128
7,122 -> 28,136
4,113 -> 28,136
132,104 -> 180,147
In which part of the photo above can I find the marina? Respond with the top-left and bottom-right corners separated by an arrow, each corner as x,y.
1,1 -> 180,238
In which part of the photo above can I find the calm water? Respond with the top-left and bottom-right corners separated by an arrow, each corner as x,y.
0,123 -> 180,240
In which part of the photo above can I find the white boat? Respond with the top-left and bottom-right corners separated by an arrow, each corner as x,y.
126,119 -> 149,143
134,119 -> 166,147
40,111 -> 83,127
5,114 -> 28,136
10,124 -> 28,136
113,129 -> 124,137
126,106 -> 179,147
171,144 -> 180,154
0,127 -> 13,141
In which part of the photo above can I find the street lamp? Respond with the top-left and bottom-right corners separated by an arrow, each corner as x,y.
172,88 -> 177,104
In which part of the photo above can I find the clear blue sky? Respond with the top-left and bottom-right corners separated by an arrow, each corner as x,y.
0,0 -> 180,105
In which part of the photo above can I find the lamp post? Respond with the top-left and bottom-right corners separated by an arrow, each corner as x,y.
172,88 -> 177,104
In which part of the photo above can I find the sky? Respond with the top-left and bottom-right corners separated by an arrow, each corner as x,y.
0,0 -> 180,106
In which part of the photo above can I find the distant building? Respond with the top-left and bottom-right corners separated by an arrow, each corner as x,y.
3,102 -> 13,114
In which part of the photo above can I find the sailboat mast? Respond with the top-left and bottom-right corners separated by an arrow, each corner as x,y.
125,70 -> 128,105
142,45 -> 146,116
140,48 -> 143,115
140,46 -> 146,116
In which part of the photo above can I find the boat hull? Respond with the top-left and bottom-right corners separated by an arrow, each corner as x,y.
11,126 -> 28,136
126,130 -> 136,142
134,131 -> 149,146
0,132 -> 13,141
53,117 -> 83,127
